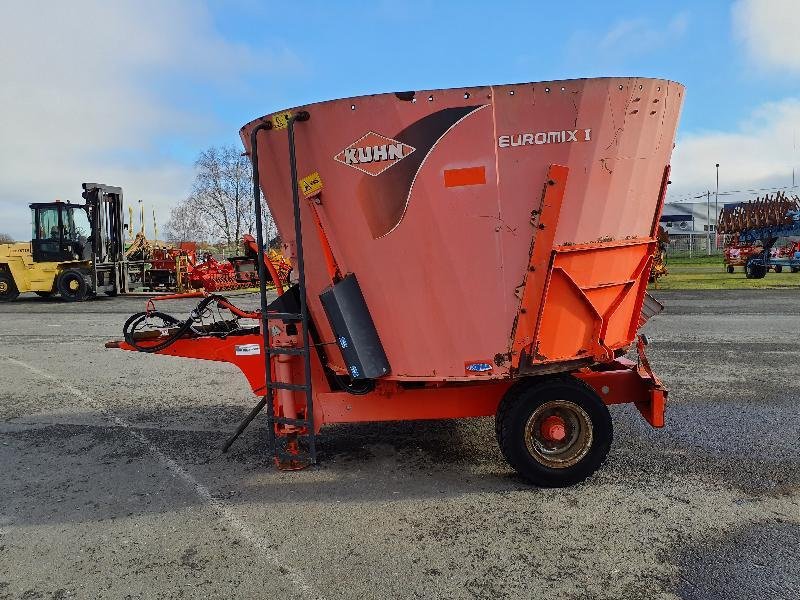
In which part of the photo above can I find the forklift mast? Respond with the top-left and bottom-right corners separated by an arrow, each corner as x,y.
81,183 -> 127,294
82,183 -> 125,264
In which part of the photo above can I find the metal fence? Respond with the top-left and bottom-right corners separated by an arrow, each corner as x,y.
664,233 -> 723,258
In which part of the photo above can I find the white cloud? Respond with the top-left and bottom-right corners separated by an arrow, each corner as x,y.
0,1 -> 299,240
733,0 -> 800,73
669,98 -> 800,200
666,1 -> 800,202
559,12 -> 689,71
599,13 -> 689,52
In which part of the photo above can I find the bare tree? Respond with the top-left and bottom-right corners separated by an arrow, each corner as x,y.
0,233 -> 14,244
189,145 -> 252,248
164,198 -> 211,244
176,144 -> 277,251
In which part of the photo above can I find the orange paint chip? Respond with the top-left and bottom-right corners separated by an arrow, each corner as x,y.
444,166 -> 486,188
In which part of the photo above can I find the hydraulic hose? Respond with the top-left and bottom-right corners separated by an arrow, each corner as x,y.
123,294 -> 252,353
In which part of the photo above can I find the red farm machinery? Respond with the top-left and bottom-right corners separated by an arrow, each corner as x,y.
719,191 -> 800,277
109,77 -> 684,486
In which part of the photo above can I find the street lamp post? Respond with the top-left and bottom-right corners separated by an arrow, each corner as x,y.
715,163 -> 720,251
706,190 -> 711,256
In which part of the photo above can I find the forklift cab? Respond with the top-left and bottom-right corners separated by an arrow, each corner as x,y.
30,202 -> 92,263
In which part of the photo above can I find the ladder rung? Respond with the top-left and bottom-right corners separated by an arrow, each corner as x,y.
275,448 -> 316,459
266,311 -> 304,321
266,381 -> 310,391
266,347 -> 308,356
274,452 -> 316,466
273,416 -> 311,427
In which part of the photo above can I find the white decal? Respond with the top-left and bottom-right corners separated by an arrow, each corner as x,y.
498,128 -> 592,148
235,344 -> 261,356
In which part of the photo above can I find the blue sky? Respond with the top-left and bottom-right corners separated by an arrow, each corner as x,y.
205,1 -> 771,132
1,0 -> 799,239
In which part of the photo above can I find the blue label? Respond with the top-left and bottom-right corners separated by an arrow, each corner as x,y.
338,336 -> 349,349
349,365 -> 360,378
466,362 -> 492,372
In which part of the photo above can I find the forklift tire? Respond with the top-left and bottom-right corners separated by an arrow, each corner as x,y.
57,269 -> 90,302
495,376 -> 612,487
0,272 -> 20,301
726,265 -> 735,274
773,265 -> 783,274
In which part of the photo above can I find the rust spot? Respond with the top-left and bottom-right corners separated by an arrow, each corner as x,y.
494,353 -> 509,366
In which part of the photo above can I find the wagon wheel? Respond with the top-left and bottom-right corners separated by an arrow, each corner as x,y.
495,377 -> 612,487
726,265 -> 735,274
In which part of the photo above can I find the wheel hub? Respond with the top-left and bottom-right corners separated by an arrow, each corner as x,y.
68,279 -> 79,291
539,415 -> 567,442
524,400 -> 593,469
0,281 -> 7,293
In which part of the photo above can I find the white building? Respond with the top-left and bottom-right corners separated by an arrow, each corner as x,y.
660,200 -> 722,235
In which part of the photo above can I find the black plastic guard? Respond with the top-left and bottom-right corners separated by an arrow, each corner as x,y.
319,274 -> 390,380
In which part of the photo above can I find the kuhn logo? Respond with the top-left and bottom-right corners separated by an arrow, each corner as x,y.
334,131 -> 415,176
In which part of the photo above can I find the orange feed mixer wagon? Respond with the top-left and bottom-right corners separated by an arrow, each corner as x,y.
110,77 -> 684,486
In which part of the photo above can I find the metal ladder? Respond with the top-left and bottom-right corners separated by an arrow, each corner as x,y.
223,111 -> 317,468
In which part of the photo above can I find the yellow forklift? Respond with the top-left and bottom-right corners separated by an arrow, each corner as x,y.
0,183 -> 127,301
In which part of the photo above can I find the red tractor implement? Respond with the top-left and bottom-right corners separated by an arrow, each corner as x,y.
719,192 -> 800,277
109,77 -> 683,486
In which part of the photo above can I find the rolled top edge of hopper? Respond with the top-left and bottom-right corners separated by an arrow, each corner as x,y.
239,76 -> 685,134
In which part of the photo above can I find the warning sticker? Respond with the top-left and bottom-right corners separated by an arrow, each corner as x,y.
235,344 -> 261,356
299,171 -> 323,197
271,111 -> 293,130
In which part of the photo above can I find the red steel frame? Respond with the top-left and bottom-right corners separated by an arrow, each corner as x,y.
108,160 -> 669,437
110,331 -> 665,431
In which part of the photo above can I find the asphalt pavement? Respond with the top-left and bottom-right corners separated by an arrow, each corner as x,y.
0,290 -> 798,599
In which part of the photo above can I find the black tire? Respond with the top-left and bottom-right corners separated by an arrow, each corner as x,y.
773,265 -> 783,274
332,372 -> 375,395
726,265 -> 735,274
57,269 -> 90,301
791,267 -> 800,274
0,272 -> 19,301
104,289 -> 118,297
745,259 -> 767,279
495,376 -> 613,487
